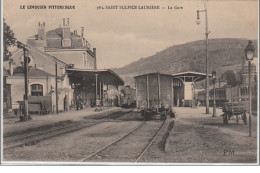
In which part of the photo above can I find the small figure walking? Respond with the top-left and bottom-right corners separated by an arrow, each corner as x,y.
64,95 -> 68,111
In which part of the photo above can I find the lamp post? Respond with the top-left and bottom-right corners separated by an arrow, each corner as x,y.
23,48 -> 29,121
212,69 -> 217,117
245,40 -> 255,137
196,2 -> 210,114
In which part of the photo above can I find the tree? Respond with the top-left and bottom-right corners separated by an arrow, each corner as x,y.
220,70 -> 238,87
3,19 -> 17,61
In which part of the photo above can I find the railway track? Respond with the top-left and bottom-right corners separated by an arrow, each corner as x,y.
94,110 -> 132,120
80,118 -> 166,162
135,119 -> 166,162
4,110 -> 132,150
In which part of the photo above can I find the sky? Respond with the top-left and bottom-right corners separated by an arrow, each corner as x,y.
3,0 -> 258,69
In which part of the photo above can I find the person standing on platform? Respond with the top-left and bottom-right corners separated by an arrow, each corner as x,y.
76,95 -> 80,110
64,95 -> 69,111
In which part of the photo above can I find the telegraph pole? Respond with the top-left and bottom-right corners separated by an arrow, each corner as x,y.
55,62 -> 58,114
23,48 -> 29,121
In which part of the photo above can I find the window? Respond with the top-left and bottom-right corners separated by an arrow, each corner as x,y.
31,84 -> 43,96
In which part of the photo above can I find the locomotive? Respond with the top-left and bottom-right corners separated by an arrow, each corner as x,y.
120,85 -> 136,108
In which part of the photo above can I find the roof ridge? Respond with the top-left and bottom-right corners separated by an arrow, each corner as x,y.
26,44 -> 68,66
31,27 -> 82,38
10,48 -> 22,57
28,66 -> 55,77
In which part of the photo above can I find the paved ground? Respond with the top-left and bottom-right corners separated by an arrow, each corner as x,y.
143,106 -> 258,163
3,107 -> 125,136
2,106 -> 258,164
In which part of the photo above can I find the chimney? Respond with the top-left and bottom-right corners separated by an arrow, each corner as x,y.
9,59 -> 13,76
62,18 -> 71,47
38,22 -> 46,40
34,22 -> 46,51
81,27 -> 84,37
67,18 -> 69,26
93,48 -> 97,70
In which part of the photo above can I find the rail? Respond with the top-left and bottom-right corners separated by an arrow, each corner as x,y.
4,110 -> 131,150
135,119 -> 166,162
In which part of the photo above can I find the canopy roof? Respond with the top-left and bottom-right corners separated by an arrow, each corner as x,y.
172,71 -> 210,82
66,68 -> 124,86
134,72 -> 173,79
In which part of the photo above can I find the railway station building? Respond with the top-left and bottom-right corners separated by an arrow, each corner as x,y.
4,45 -> 72,114
3,18 -> 124,115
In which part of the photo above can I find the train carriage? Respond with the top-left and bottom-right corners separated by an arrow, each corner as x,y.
198,86 -> 252,107
134,73 -> 175,120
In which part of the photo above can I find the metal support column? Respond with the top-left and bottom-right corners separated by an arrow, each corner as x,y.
158,74 -> 161,107
171,79 -> 174,107
212,80 -> 217,117
95,73 -> 98,105
93,48 -> 97,70
135,80 -> 138,108
100,81 -> 102,106
102,80 -> 105,107
146,75 -> 149,108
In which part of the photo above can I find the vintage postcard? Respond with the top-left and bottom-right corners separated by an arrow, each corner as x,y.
1,0 -> 259,165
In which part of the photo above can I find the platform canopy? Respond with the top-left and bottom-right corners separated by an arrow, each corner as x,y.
66,68 -> 124,86
134,72 -> 173,79
172,71 -> 210,83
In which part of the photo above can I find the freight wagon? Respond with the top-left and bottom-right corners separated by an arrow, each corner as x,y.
134,73 -> 175,120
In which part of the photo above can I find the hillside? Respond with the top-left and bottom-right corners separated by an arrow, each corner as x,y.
113,38 -> 258,87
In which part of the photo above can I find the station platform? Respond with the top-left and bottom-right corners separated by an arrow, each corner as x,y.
3,107 -> 126,137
